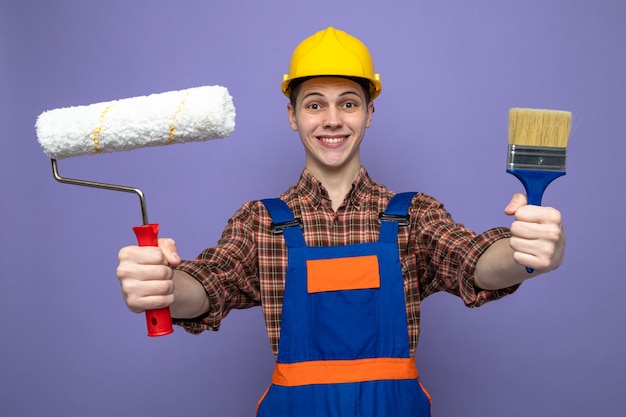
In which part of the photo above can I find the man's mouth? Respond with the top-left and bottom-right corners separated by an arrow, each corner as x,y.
318,136 -> 347,144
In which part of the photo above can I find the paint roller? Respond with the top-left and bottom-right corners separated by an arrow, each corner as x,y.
36,85 -> 236,337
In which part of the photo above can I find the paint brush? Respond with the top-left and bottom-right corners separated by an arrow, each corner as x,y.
507,107 -> 571,272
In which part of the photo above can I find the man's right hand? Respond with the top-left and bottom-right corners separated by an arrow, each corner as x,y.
116,238 -> 181,313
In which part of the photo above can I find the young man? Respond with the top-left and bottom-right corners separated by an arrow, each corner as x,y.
117,27 -> 565,416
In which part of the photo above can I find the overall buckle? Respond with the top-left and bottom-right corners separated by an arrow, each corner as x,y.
271,218 -> 303,234
378,213 -> 410,226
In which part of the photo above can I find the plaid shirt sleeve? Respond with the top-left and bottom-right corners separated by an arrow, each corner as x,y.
407,193 -> 518,307
172,201 -> 264,334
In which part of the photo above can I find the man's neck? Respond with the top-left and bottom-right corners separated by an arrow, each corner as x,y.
307,163 -> 361,211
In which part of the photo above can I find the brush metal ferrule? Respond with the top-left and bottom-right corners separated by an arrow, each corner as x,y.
507,144 -> 566,172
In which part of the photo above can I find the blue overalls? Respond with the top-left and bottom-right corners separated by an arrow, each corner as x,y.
257,192 -> 431,417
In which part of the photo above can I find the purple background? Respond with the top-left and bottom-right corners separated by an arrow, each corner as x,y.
2,1 -> 624,416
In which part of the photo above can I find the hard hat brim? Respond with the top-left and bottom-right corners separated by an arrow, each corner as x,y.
281,74 -> 382,100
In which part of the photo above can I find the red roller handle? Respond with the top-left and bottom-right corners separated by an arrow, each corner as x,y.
132,224 -> 174,337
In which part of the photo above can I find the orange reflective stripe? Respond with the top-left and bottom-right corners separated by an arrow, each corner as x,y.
256,384 -> 271,413
306,255 -> 380,293
418,377 -> 433,404
272,358 -> 418,386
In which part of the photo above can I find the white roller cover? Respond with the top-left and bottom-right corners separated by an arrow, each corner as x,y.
36,85 -> 235,159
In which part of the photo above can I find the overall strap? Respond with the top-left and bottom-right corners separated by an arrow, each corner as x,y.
260,198 -> 306,248
378,192 -> 416,243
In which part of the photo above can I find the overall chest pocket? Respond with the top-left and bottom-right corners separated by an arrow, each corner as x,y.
306,255 -> 381,360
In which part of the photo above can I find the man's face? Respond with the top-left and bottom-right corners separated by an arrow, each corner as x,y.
288,77 -> 373,176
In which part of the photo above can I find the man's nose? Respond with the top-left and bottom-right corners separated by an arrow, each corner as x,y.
323,107 -> 342,128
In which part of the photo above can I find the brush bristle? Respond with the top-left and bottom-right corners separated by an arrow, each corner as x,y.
508,108 -> 571,148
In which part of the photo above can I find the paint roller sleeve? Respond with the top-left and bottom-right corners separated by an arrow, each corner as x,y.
35,85 -> 236,160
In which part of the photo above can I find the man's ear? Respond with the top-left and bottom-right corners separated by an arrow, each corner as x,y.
365,101 -> 374,128
287,103 -> 298,131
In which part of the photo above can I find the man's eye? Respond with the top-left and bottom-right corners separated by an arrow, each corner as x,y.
307,103 -> 320,110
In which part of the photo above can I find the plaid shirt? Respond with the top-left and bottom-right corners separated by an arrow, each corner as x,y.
174,167 -> 516,358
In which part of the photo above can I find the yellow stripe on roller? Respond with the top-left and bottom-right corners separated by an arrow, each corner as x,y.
168,91 -> 190,144
92,104 -> 114,154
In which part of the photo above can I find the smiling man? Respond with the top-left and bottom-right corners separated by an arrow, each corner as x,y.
287,76 -> 373,209
116,27 -> 566,416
